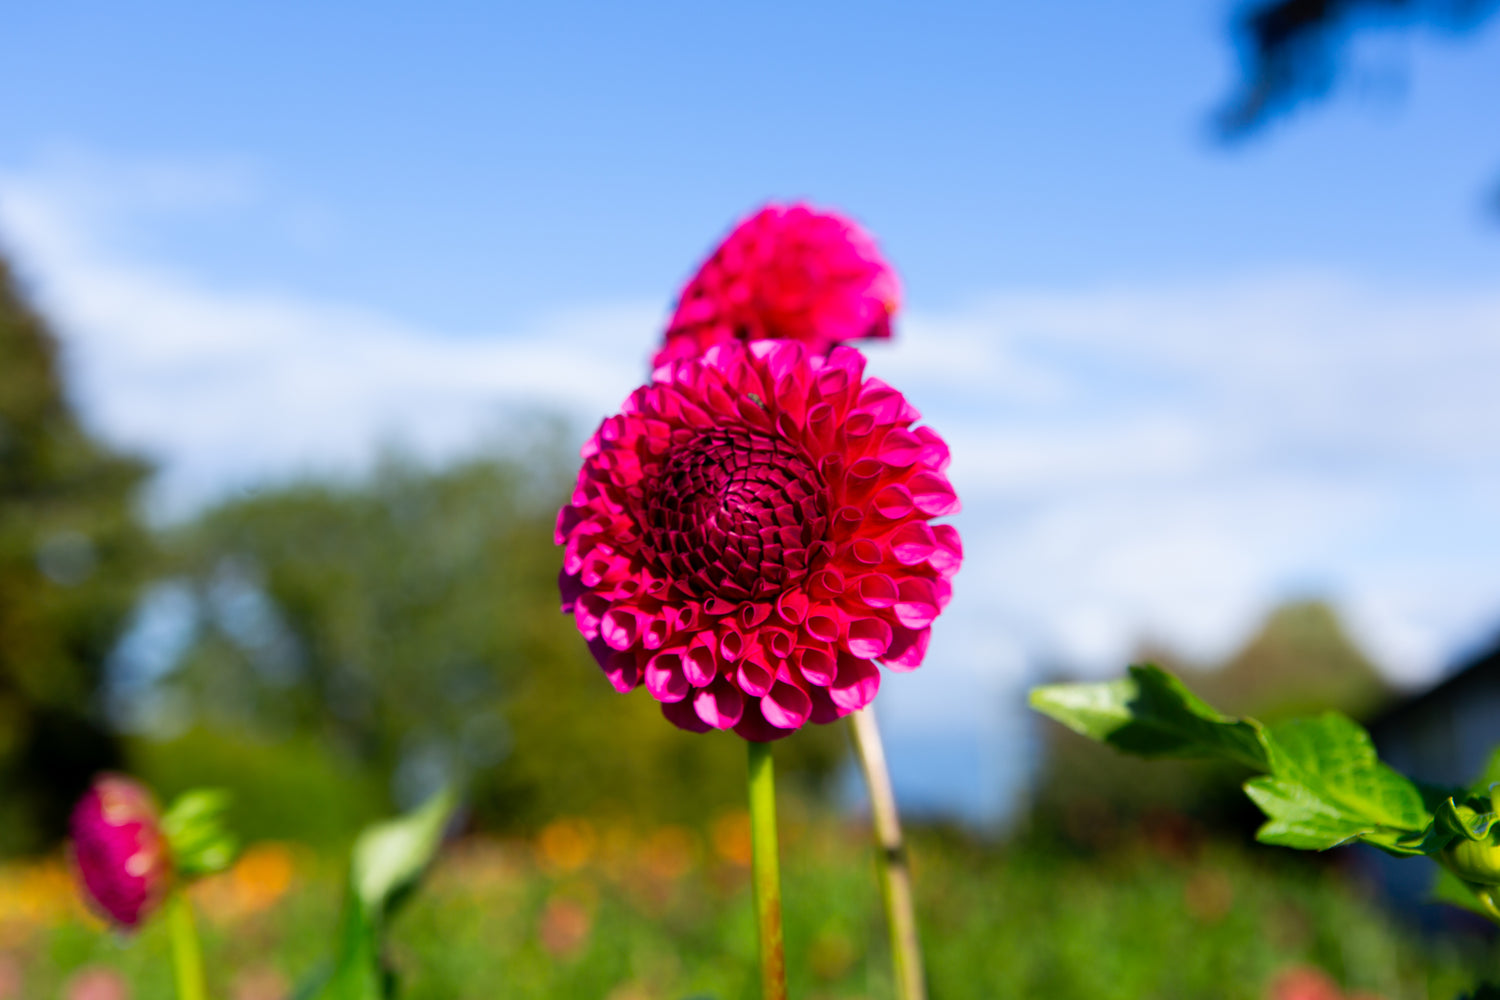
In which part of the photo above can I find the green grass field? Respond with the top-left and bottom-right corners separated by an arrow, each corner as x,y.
14,816 -> 1498,1000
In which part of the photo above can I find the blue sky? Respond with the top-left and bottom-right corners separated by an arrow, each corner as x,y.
2,2 -> 1498,818
5,1 -> 1497,319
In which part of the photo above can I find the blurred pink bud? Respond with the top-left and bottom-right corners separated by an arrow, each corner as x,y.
69,775 -> 173,929
655,203 -> 899,367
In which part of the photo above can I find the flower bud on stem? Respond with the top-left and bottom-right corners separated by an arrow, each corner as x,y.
747,740 -> 787,1000
849,707 -> 927,1000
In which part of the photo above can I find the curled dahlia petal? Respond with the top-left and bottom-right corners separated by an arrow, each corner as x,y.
69,774 -> 173,929
558,340 -> 961,741
653,204 -> 900,369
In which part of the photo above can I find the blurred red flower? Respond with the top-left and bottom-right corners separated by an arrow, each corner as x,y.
1268,966 -> 1386,1000
654,204 -> 898,368
558,340 -> 960,740
68,775 -> 172,929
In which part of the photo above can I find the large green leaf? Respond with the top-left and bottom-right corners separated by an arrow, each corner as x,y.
350,785 -> 457,915
1029,664 -> 1269,770
299,786 -> 458,1000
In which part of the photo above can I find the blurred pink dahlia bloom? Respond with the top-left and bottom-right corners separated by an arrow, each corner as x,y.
654,204 -> 899,368
69,774 -> 173,929
558,340 -> 961,741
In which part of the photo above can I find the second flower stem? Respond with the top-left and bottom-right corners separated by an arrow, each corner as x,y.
747,739 -> 787,1000
849,706 -> 927,1000
167,889 -> 208,1000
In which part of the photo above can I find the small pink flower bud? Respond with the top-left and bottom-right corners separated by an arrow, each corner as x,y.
69,774 -> 173,929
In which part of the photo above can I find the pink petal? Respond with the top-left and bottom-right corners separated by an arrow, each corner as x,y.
761,681 -> 812,729
602,647 -> 642,693
894,578 -> 939,629
803,608 -> 841,645
795,646 -> 838,687
829,654 -> 880,713
733,700 -> 796,742
856,574 -> 899,610
693,679 -> 745,729
736,654 -> 774,698
684,635 -> 718,686
908,470 -> 960,516
600,606 -> 640,651
645,651 -> 689,702
662,698 -> 714,734
929,524 -> 963,577
886,522 -> 936,565
776,590 -> 809,625
845,616 -> 893,659
883,625 -> 930,671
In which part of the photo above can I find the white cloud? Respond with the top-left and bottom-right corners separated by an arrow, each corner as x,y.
0,154 -> 661,515
867,278 -> 1500,693
3,152 -> 1499,749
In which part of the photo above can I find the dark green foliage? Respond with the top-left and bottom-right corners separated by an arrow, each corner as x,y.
141,445 -> 843,836
160,788 -> 239,878
0,257 -> 150,852
129,726 -> 387,849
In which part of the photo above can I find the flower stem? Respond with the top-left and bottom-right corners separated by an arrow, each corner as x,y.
167,890 -> 208,1000
747,739 -> 787,1000
848,707 -> 926,1000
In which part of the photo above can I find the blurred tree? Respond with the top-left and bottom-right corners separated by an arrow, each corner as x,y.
1030,599 -> 1391,845
1217,0 -> 1497,136
1216,0 -> 1499,213
137,442 -> 844,836
0,256 -> 151,853
1178,598 -> 1390,722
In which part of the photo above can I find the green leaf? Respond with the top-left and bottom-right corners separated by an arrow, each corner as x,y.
1244,776 -> 1393,851
350,785 -> 457,915
161,789 -> 239,878
1028,664 -> 1269,770
1438,797 -> 1498,843
1257,714 -> 1430,843
1029,666 -> 1470,860
1247,714 -> 1430,853
300,786 -> 458,1000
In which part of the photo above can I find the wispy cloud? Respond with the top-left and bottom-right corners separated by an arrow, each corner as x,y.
871,278 -> 1500,696
0,154 -> 662,515
3,153 -> 1498,751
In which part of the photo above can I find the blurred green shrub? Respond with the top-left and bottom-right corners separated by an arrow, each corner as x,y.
132,437 -> 843,839
130,727 -> 386,850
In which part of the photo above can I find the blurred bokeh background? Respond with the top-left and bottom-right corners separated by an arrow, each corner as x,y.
1,1 -> 1498,996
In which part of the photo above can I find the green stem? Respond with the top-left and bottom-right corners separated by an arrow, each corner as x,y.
747,739 -> 787,1000
167,890 -> 208,1000
848,707 -> 927,1000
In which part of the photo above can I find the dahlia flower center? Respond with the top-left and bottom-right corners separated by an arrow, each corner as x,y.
644,427 -> 828,602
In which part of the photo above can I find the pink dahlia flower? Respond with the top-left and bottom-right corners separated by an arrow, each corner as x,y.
654,204 -> 899,369
558,340 -> 961,741
69,774 -> 173,929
